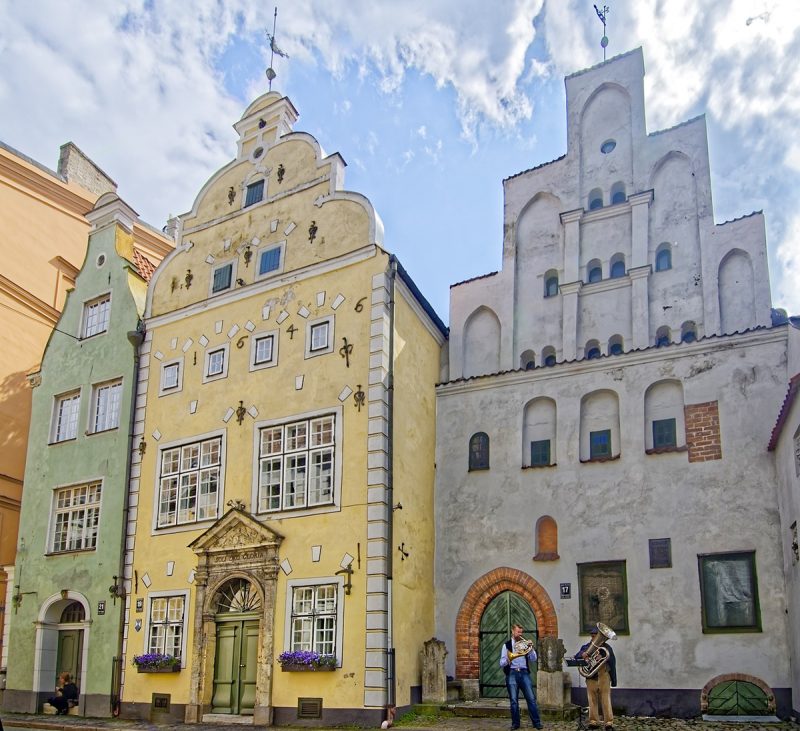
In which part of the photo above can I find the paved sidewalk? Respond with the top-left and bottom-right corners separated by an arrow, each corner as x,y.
0,714 -> 795,731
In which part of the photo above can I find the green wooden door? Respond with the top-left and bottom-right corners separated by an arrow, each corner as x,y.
211,619 -> 259,714
479,591 -> 537,697
707,680 -> 770,715
56,630 -> 83,688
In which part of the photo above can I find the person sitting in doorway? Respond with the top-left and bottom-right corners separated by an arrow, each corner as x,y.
48,672 -> 78,715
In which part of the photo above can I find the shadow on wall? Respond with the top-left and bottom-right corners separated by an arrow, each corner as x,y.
0,369 -> 33,480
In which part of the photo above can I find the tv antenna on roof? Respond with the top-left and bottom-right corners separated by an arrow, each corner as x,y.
594,4 -> 610,61
265,6 -> 289,91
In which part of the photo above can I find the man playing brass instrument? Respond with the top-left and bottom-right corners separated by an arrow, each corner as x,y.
575,627 -> 617,730
499,623 -> 543,730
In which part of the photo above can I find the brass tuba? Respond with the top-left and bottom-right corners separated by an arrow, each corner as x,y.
508,637 -> 535,661
578,623 -> 616,679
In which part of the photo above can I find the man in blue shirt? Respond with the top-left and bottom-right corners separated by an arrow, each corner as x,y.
499,623 -> 543,730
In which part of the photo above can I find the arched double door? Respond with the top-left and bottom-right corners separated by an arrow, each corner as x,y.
479,591 -> 537,697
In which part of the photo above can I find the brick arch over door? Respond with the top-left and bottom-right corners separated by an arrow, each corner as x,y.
455,567 -> 558,679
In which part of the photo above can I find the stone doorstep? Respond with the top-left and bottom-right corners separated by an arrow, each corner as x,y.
702,715 -> 782,724
42,702 -> 80,716
200,713 -> 254,724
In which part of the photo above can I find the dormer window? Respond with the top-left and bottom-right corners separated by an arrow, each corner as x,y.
244,180 -> 264,207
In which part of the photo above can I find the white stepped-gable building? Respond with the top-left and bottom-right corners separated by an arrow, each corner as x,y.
434,47 -> 798,718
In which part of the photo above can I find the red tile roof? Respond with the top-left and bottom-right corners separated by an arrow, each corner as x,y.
132,248 -> 157,282
768,372 -> 800,451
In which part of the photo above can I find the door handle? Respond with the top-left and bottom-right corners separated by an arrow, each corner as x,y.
239,663 -> 246,668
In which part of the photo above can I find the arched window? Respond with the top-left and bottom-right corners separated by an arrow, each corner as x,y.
523,398 -> 556,468
587,259 -> 602,283
588,188 -> 603,211
585,340 -> 601,360
655,243 -> 672,272
580,389 -> 621,461
214,578 -> 263,613
542,346 -> 557,367
610,182 -> 626,205
608,335 -> 623,355
534,516 -> 559,561
60,601 -> 85,623
681,321 -> 697,343
544,270 -> 559,298
610,253 -> 626,279
520,350 -> 536,370
656,326 -> 671,348
469,432 -> 490,471
644,380 -> 686,452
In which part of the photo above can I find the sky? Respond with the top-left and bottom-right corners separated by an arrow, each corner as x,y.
1,0 -> 798,323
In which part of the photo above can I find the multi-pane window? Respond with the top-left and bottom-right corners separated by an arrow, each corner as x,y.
468,432 -> 490,470
92,380 -> 122,432
244,180 -> 264,207
158,437 -> 221,527
51,482 -> 101,552
207,348 -> 225,377
589,429 -> 611,459
699,552 -> 760,632
212,263 -> 233,293
258,415 -> 335,512
259,247 -> 281,275
530,439 -> 551,467
52,391 -> 81,442
82,294 -> 111,338
290,584 -> 338,657
254,335 -> 274,365
148,595 -> 186,659
162,362 -> 180,391
652,418 -> 677,449
310,322 -> 329,352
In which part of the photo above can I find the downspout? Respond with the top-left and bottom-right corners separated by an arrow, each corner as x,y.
111,321 -> 144,715
385,256 -> 398,724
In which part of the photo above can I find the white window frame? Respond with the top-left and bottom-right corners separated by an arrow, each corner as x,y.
159,357 -> 184,397
51,390 -> 81,443
203,343 -> 230,383
89,378 -> 123,434
255,240 -> 286,280
153,430 -> 225,533
81,293 -> 111,339
305,315 -> 335,359
249,329 -> 279,372
144,589 -> 190,666
48,480 -> 103,553
283,576 -> 344,666
252,406 -> 343,518
209,259 -> 237,296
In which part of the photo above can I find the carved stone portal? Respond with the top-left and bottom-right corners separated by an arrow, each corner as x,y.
185,508 -> 283,725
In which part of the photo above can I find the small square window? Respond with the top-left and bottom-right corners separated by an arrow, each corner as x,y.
311,323 -> 328,351
52,391 -> 81,443
244,180 -> 265,207
203,345 -> 229,383
160,359 -> 183,396
212,263 -> 233,294
259,247 -> 281,276
305,317 -> 334,358
82,294 -> 111,338
530,439 -> 551,467
254,335 -> 274,365
652,418 -> 677,449
589,429 -> 611,459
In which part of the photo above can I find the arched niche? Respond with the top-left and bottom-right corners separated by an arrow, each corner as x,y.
462,306 -> 501,378
522,397 -> 556,467
644,380 -> 686,451
580,390 -> 620,461
719,249 -> 756,335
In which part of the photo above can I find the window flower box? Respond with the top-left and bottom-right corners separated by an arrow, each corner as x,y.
278,651 -> 337,672
132,653 -> 181,673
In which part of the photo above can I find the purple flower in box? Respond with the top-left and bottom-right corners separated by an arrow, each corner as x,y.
132,652 -> 181,669
277,650 -> 337,668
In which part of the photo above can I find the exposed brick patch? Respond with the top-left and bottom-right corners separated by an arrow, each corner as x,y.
700,672 -> 775,713
684,401 -> 722,462
454,567 -> 558,680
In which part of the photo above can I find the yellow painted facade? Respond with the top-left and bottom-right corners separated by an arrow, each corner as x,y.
122,92 -> 445,726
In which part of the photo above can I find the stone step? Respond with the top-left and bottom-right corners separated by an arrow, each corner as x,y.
440,701 -> 581,721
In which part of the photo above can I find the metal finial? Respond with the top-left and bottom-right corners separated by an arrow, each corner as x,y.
265,6 -> 289,91
594,4 -> 610,61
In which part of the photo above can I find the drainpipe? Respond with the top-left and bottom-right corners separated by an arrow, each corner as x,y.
385,256 -> 398,724
112,322 -> 144,715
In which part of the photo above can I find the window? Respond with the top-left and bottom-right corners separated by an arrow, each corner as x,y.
520,349 -> 535,370
652,418 -> 677,449
259,246 -> 281,276
656,327 -> 671,348
160,359 -> 183,395
681,322 -> 697,343
530,439 -> 551,467
52,391 -> 81,443
542,346 -> 557,367
250,330 -> 279,371
544,354 -> 557,367
608,336 -> 623,356
157,436 -> 222,527
50,482 -> 102,552
91,380 -> 122,432
469,432 -> 490,471
289,584 -> 338,656
147,594 -> 187,660
610,182 -> 626,205
544,272 -> 559,298
255,335 -> 274,364
699,552 -> 760,632
610,255 -> 626,278
244,179 -> 264,207
600,139 -> 616,154
589,429 -> 611,459
258,415 -> 336,512
305,316 -> 334,358
588,188 -> 603,210
203,344 -> 229,382
656,244 -> 672,272
82,294 -> 111,338
586,340 -> 601,360
587,260 -> 602,283
211,262 -> 233,294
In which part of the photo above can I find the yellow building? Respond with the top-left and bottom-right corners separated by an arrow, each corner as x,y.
121,92 -> 446,726
0,141 -> 171,672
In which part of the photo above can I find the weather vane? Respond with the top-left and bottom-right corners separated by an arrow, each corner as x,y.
265,6 -> 289,91
594,4 -> 610,61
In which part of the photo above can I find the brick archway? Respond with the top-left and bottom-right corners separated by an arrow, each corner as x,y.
700,673 -> 775,713
455,567 -> 558,679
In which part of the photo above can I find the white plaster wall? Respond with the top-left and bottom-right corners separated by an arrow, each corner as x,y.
434,330 -> 790,692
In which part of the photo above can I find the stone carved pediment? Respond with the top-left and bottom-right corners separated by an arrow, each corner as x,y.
189,508 -> 283,555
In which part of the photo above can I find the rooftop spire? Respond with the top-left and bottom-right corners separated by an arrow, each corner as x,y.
265,6 -> 289,91
594,4 -> 610,61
